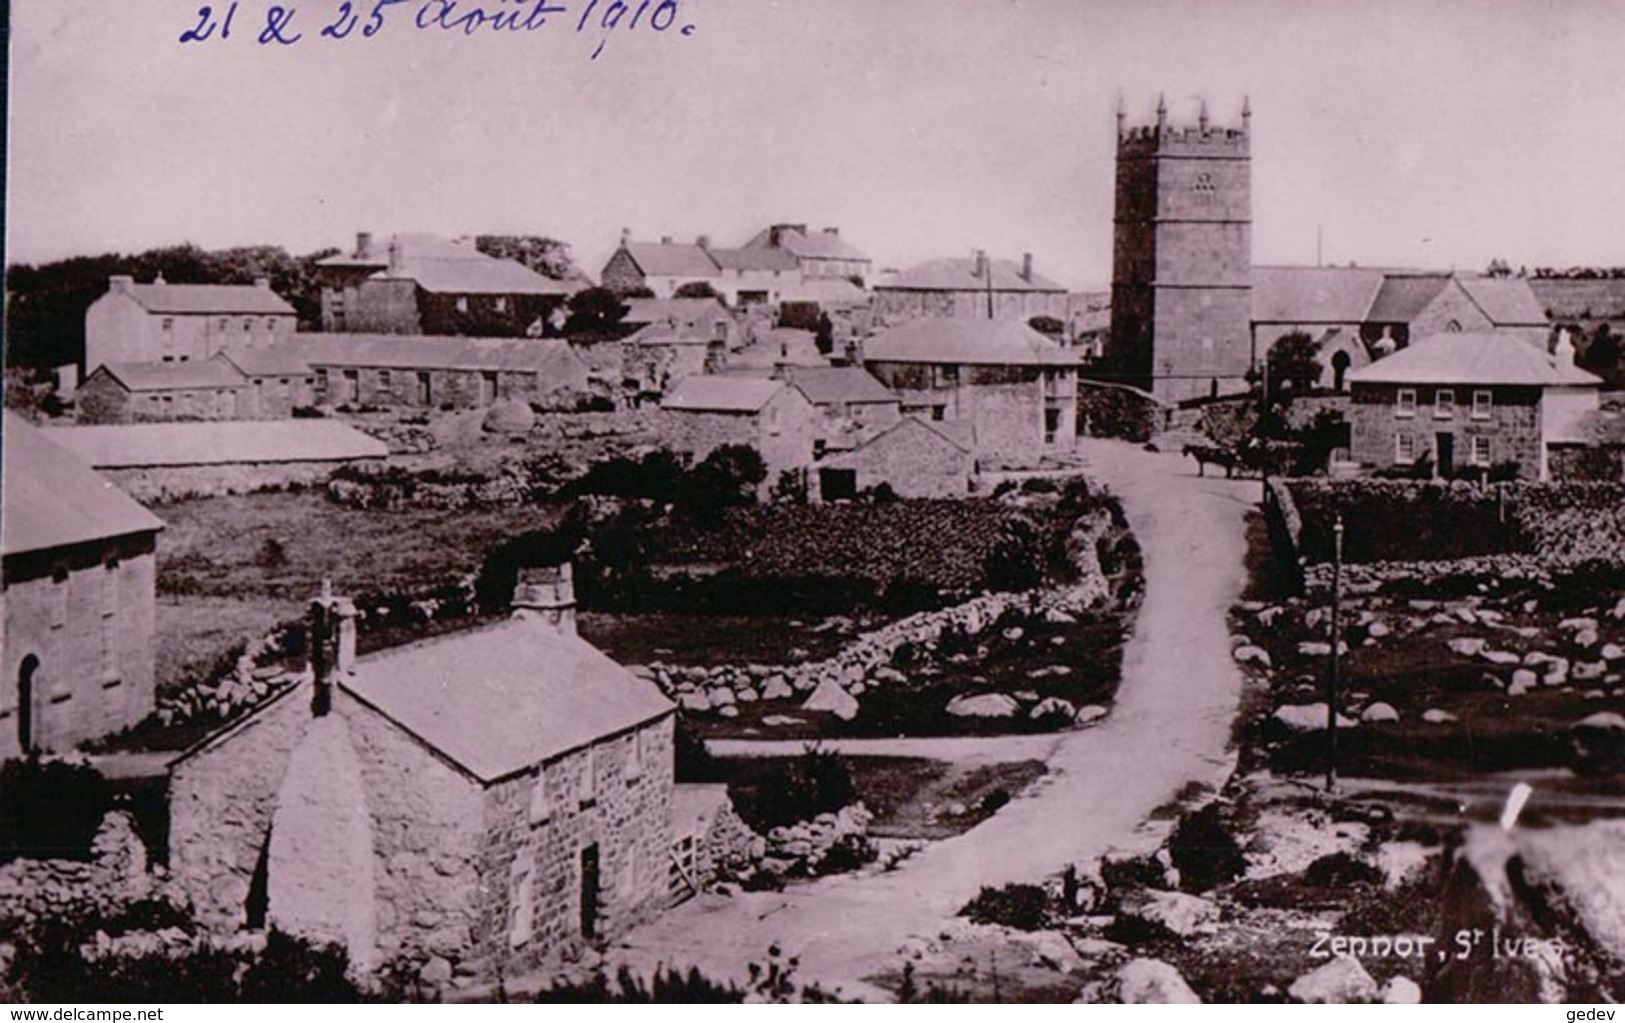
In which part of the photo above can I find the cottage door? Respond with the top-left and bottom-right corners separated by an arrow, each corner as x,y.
16,655 -> 38,754
579,844 -> 600,940
1435,433 -> 1455,478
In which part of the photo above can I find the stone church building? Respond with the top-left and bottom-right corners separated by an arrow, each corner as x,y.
1109,95 -> 1254,403
167,567 -> 676,988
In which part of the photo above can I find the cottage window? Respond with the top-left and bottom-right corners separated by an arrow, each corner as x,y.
218,318 -> 230,331
265,318 -> 276,331
50,567 -> 70,629
1395,433 -> 1416,464
577,748 -> 597,808
162,318 -> 174,332
1434,389 -> 1455,419
378,370 -> 392,393
1395,388 -> 1417,419
456,296 -> 470,313
1472,390 -> 1493,419
940,365 -> 960,387
315,369 -> 329,394
626,730 -> 644,781
527,769 -> 552,825
242,318 -> 252,332
1471,436 -> 1492,467
494,296 -> 508,313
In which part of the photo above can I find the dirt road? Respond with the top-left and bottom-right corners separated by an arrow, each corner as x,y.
609,441 -> 1257,999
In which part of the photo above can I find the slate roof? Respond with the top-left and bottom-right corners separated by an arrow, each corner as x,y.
45,420 -> 389,469
1366,274 -> 1454,323
823,415 -> 973,469
876,257 -> 1066,293
709,247 -> 800,273
744,226 -> 870,263
1458,277 -> 1548,326
864,319 -> 1080,367
1251,266 -> 1387,324
662,376 -> 786,413
786,366 -> 898,406
621,241 -> 721,278
93,360 -> 248,392
116,282 -> 295,316
1348,332 -> 1602,387
621,298 -> 730,328
339,618 -> 674,782
286,335 -> 588,376
2,413 -> 164,557
215,348 -> 317,377
785,278 -> 870,305
320,233 -> 572,296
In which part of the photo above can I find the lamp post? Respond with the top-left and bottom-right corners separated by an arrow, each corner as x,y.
1326,512 -> 1344,794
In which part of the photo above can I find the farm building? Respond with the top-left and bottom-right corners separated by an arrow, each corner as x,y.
84,275 -> 297,376
864,319 -> 1080,460
78,359 -> 253,424
1346,331 -> 1602,480
315,233 -> 573,336
660,376 -> 822,484
599,233 -> 724,300
784,366 -> 903,446
818,415 -> 976,501
873,253 -> 1068,324
739,224 -> 872,283
288,334 -> 593,410
167,569 -> 676,988
2,413 -> 164,759
42,419 -> 389,502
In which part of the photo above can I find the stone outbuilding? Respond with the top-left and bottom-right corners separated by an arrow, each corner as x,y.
2,413 -> 164,759
660,376 -> 822,486
818,415 -> 976,501
167,568 -> 676,987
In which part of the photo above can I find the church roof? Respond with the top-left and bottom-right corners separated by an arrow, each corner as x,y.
1251,266 -> 1387,324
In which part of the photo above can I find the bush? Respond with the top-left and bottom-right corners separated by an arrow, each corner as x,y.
0,757 -> 110,862
679,445 -> 766,516
1303,852 -> 1383,888
1167,803 -> 1247,893
959,882 -> 1055,932
730,745 -> 856,830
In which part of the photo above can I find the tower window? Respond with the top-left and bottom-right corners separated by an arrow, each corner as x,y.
1192,172 -> 1216,194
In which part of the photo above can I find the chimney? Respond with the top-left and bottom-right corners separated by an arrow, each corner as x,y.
620,226 -> 632,247
823,227 -> 839,237
355,231 -> 373,257
660,235 -> 674,246
108,275 -> 134,295
697,234 -> 711,249
973,249 -> 989,279
253,276 -> 270,289
1021,252 -> 1034,283
387,238 -> 403,275
512,563 -> 577,637
153,272 -> 167,285
306,579 -> 357,717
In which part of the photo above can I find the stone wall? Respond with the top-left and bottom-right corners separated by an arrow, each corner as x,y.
474,715 -> 675,981
2,537 -> 158,759
103,461 -> 360,503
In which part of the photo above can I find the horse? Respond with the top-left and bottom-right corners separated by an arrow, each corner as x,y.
1184,444 -> 1240,478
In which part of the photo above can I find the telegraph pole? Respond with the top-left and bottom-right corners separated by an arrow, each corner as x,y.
1326,512 -> 1344,793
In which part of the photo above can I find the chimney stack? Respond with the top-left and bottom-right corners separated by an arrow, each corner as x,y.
697,234 -> 711,249
108,275 -> 134,295
512,563 -> 577,637
356,232 -> 373,257
620,226 -> 632,247
253,276 -> 270,290
973,249 -> 989,279
154,272 -> 167,286
660,235 -> 674,246
823,227 -> 839,237
386,238 -> 403,275
1022,252 -> 1034,283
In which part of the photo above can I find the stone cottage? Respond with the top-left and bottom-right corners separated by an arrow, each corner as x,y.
78,360 -> 255,424
818,415 -> 975,501
863,318 -> 1080,461
873,252 -> 1068,324
1346,331 -> 1602,480
660,376 -> 822,486
2,413 -> 164,759
167,568 -> 676,987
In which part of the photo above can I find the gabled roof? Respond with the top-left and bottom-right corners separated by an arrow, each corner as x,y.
1348,332 -> 1602,387
784,278 -> 870,305
865,319 -> 1080,367
112,281 -> 295,316
93,360 -> 248,392
624,321 -> 717,348
1366,274 -> 1453,323
876,257 -> 1066,293
285,335 -> 588,376
319,233 -> 572,296
3,413 -> 164,557
824,415 -> 973,469
786,366 -> 898,406
1458,277 -> 1548,327
44,420 -> 388,469
708,247 -> 800,273
662,375 -> 786,413
339,618 -> 673,783
620,241 -> 721,279
1251,266 -> 1387,324
744,226 -> 870,263
214,348 -> 315,378
620,298 -> 731,329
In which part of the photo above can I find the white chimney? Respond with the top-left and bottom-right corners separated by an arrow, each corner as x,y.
620,226 -> 632,247
108,275 -> 134,295
512,563 -> 577,637
387,238 -> 403,275
253,276 -> 270,290
356,231 -> 373,257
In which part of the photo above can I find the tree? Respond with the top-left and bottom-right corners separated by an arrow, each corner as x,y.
563,286 -> 629,336
1266,331 -> 1322,398
474,235 -> 577,280
679,444 -> 766,517
1484,257 -> 1512,278
672,281 -> 720,300
813,313 -> 835,356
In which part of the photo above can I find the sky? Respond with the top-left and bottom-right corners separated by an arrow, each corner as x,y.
8,0 -> 1625,290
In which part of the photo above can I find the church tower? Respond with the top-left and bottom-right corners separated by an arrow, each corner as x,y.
1109,95 -> 1253,403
